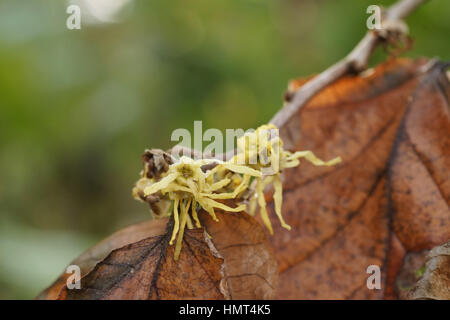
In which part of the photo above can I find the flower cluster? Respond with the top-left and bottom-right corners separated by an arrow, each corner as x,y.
133,124 -> 341,259
133,155 -> 260,260
229,124 -> 342,234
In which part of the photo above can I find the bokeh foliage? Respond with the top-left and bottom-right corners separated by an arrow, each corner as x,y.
0,0 -> 448,299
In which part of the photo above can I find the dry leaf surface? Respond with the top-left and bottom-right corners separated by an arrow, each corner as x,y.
38,209 -> 277,300
268,58 -> 450,299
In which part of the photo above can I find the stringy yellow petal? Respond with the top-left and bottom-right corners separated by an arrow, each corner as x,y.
194,166 -> 206,191
186,179 -> 200,200
203,198 -> 247,212
269,138 -> 281,173
283,158 -> 299,168
233,174 -> 250,195
165,184 -> 192,194
169,197 -> 180,245
222,163 -> 261,177
209,178 -> 231,192
143,172 -> 178,195
202,191 -> 237,200
255,178 -> 273,234
174,199 -> 190,261
197,198 -> 219,222
290,151 -> 342,167
186,214 -> 194,229
273,175 -> 291,230
249,195 -> 257,216
203,174 -> 250,199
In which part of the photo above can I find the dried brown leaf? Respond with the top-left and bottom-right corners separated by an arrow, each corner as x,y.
266,58 -> 450,299
38,208 -> 277,300
199,208 -> 278,299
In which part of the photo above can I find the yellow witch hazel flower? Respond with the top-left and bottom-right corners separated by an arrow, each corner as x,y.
133,124 -> 341,260
229,124 -> 342,234
134,155 -> 261,260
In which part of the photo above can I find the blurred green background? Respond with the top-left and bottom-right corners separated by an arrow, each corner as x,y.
0,0 -> 448,299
